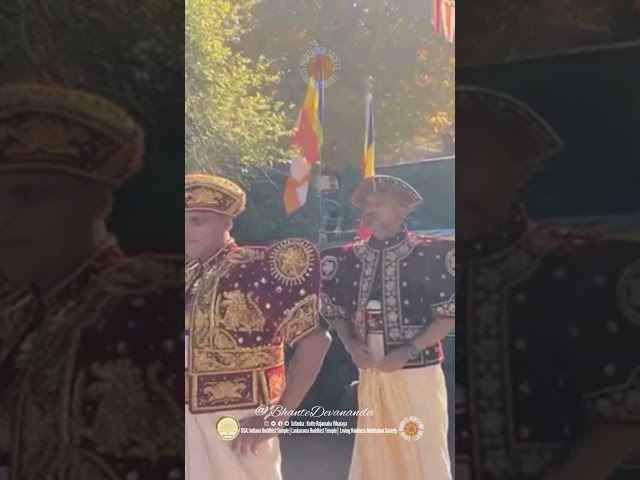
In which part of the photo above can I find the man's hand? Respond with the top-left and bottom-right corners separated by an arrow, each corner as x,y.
377,346 -> 410,373
231,415 -> 277,456
343,337 -> 375,369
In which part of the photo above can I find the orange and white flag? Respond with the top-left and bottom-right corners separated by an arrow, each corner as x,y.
442,1 -> 455,43
283,79 -> 323,215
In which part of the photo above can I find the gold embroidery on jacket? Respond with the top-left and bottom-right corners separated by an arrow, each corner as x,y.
203,378 -> 248,402
10,257 -> 182,480
277,294 -> 318,344
73,360 -> 182,459
215,290 -> 266,333
189,248 -> 267,375
99,257 -> 183,295
185,260 -> 201,293
193,346 -> 284,373
13,288 -> 115,480
227,247 -> 265,265
0,285 -> 38,368
269,239 -> 315,285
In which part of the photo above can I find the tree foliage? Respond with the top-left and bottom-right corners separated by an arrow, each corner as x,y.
241,0 -> 455,171
0,1 -> 183,120
185,0 -> 292,178
0,2 -> 186,252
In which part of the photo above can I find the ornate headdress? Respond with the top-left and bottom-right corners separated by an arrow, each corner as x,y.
351,175 -> 423,209
0,83 -> 144,185
185,174 -> 246,217
456,85 -> 563,162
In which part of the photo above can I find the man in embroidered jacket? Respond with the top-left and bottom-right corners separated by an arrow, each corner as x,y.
455,85 -> 640,480
0,84 -> 184,479
320,175 -> 455,480
185,173 -> 331,480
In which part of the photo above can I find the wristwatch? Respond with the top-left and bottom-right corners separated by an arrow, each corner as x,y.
407,342 -> 421,360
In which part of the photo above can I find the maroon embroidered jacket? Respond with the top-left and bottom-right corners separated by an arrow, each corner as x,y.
456,209 -> 640,479
320,228 -> 455,368
185,238 -> 321,413
0,242 -> 184,480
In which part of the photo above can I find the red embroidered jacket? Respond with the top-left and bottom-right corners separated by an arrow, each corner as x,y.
185,238 -> 321,413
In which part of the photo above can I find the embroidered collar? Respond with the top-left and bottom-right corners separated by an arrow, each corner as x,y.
202,239 -> 238,268
367,226 -> 409,250
459,204 -> 530,257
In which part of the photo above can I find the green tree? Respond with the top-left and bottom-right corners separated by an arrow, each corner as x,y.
0,2 -> 185,252
0,1 -> 183,120
241,0 -> 455,171
185,0 -> 292,178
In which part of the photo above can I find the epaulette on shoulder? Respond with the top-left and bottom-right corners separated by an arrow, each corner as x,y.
98,254 -> 183,295
226,245 -> 266,264
410,233 -> 453,248
411,232 -> 436,244
269,237 -> 319,285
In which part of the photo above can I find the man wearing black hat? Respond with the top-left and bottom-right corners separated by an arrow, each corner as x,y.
321,175 -> 455,480
455,85 -> 640,480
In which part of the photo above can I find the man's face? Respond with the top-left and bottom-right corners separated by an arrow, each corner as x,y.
0,171 -> 108,284
185,211 -> 231,260
455,128 -> 528,239
362,191 -> 409,233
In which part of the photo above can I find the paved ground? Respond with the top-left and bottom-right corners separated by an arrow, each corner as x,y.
281,432 -> 353,480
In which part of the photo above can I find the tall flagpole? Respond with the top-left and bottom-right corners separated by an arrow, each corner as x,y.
357,76 -> 374,240
364,76 -> 374,176
316,42 -> 326,245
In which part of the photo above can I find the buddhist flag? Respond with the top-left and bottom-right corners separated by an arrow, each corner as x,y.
284,78 -> 323,214
432,0 -> 454,42
361,92 -> 375,178
358,90 -> 375,240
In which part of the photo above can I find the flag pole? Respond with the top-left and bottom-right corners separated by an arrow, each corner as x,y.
356,76 -> 374,240
364,76 -> 373,176
316,42 -> 326,246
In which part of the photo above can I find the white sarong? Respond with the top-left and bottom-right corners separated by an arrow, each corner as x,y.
348,359 -> 451,480
186,407 -> 282,480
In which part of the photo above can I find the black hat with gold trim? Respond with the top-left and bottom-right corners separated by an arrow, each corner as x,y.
185,174 -> 246,218
351,175 -> 423,209
0,83 -> 144,186
456,85 -> 563,163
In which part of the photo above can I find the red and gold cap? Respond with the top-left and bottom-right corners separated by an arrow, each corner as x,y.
0,83 -> 144,186
351,175 -> 423,209
185,174 -> 246,217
